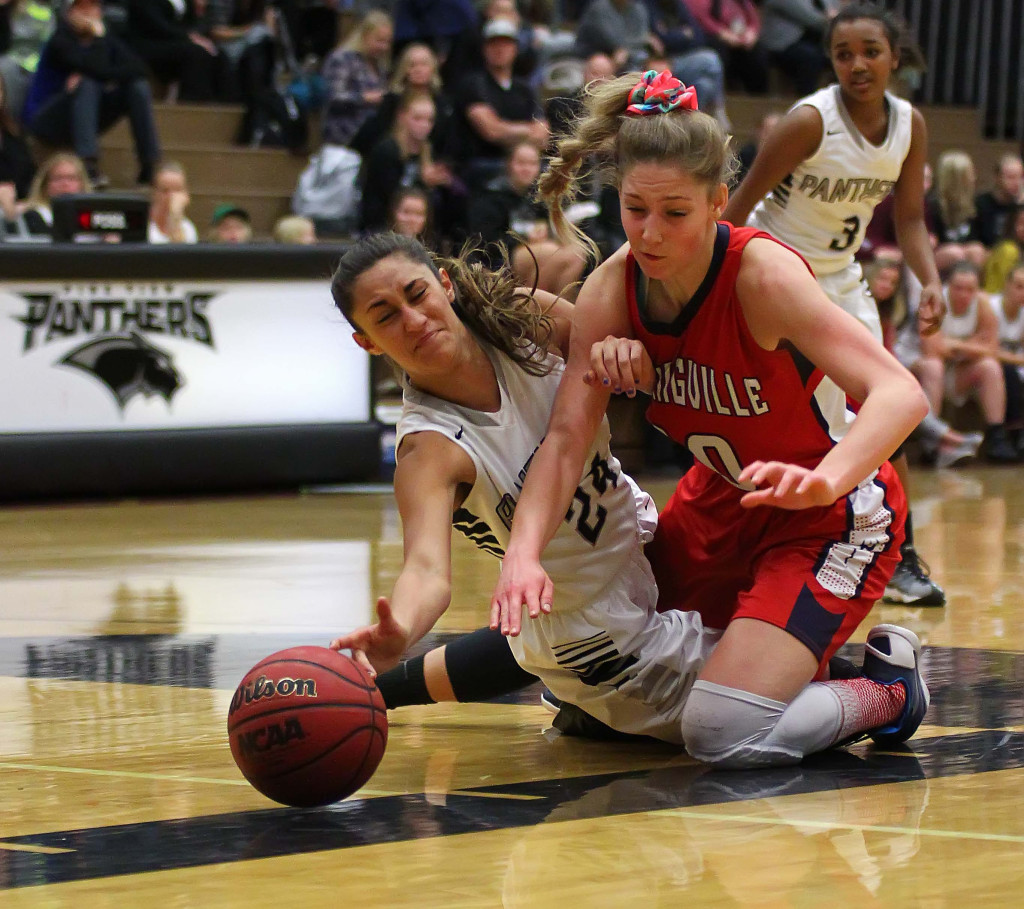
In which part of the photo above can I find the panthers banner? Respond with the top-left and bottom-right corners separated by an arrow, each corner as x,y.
0,280 -> 370,432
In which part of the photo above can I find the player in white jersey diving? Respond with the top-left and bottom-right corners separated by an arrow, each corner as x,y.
722,1 -> 977,607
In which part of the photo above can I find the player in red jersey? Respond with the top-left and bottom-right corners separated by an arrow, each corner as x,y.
490,69 -> 932,768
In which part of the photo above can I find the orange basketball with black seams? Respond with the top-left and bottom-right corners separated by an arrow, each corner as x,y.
228,646 -> 388,807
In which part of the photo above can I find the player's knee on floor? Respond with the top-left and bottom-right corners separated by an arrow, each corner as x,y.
680,680 -> 801,769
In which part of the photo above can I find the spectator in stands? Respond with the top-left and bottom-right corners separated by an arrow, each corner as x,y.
866,256 -> 905,352
321,9 -> 393,147
686,0 -> 769,94
983,204 -> 1024,294
467,138 -> 585,293
19,151 -> 91,237
124,0 -> 220,103
873,256 -> 982,468
927,150 -> 987,271
0,69 -> 34,223
23,0 -> 161,188
273,213 -> 316,243
465,0 -> 540,84
358,90 -> 456,233
209,202 -> 252,242
349,42 -> 452,158
974,153 -> 1024,249
204,0 -> 277,103
642,0 -> 728,126
759,0 -> 838,96
391,0 -> 478,79
450,17 -> 547,189
388,185 -> 433,243
148,161 -> 197,243
920,261 -> 1017,462
992,262 -> 1024,455
576,0 -> 661,71
545,52 -> 616,143
0,0 -> 58,120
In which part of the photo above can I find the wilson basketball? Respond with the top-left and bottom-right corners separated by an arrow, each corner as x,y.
227,646 -> 388,807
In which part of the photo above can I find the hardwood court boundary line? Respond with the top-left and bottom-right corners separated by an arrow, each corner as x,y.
0,759 -> 405,796
0,842 -> 74,855
0,760 -> 250,788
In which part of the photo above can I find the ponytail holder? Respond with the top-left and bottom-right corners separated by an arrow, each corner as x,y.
625,70 -> 698,116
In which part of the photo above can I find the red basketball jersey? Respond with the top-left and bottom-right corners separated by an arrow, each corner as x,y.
627,223 -> 856,488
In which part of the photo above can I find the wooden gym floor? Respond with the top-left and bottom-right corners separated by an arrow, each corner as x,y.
2,466 -> 1024,906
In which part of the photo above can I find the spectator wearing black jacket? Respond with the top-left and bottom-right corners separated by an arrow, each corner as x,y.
23,0 -> 161,186
358,90 -> 457,234
123,0 -> 220,102
467,140 -> 585,294
0,69 -> 34,218
975,154 -> 1024,249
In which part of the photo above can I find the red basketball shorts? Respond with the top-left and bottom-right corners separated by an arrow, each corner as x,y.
648,461 -> 906,678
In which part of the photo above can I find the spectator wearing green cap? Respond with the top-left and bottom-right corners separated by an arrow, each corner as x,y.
209,202 -> 252,243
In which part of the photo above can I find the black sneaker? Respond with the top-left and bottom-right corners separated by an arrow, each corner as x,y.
862,624 -> 930,746
883,546 -> 945,607
984,425 -> 1019,463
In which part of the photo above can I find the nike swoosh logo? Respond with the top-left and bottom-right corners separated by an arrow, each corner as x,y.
455,426 -> 464,440
826,130 -> 842,135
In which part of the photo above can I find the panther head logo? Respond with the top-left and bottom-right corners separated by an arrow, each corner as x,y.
58,332 -> 184,410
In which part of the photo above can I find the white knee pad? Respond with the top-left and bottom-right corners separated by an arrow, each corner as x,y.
681,680 -> 845,769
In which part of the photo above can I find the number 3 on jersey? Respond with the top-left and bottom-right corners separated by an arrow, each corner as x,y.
687,434 -> 755,490
829,215 -> 860,252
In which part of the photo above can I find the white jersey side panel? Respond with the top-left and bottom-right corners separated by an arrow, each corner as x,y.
750,84 -> 913,276
396,344 -> 717,742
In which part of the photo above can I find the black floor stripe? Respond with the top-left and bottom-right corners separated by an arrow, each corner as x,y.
1,731 -> 1022,890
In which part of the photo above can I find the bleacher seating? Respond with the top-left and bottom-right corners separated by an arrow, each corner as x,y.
87,95 -> 1019,241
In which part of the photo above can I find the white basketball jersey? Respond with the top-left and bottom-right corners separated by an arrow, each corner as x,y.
991,294 -> 1024,354
397,343 -> 717,742
397,345 -> 657,610
750,84 -> 913,276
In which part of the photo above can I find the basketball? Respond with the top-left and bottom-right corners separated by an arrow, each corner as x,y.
227,646 -> 388,807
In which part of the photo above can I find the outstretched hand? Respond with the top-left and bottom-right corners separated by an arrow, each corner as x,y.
329,596 -> 409,678
738,461 -> 839,510
583,336 -> 655,398
490,551 -> 553,637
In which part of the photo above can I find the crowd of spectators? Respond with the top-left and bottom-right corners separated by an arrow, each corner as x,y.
859,150 -> 1024,463
4,0 -> 1024,447
0,0 -> 792,256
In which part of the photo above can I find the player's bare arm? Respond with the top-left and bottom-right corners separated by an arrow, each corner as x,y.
331,430 -> 474,672
736,239 -> 928,505
893,108 -> 944,332
722,106 -> 823,227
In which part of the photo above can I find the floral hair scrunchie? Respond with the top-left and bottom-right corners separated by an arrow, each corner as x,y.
625,70 -> 698,116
